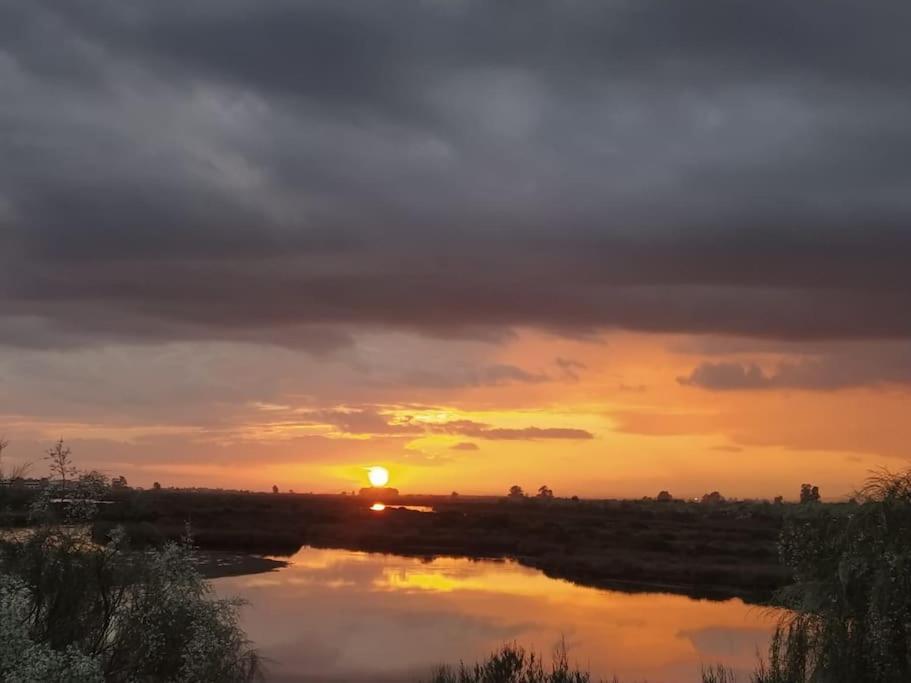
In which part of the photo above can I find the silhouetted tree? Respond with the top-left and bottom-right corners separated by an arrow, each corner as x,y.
774,495 -> 784,505
451,491 -> 459,497
45,438 -> 76,488
508,485 -> 525,498
536,485 -> 554,498
78,470 -> 109,497
799,483 -> 820,504
701,491 -> 725,505
272,484 -> 279,494
152,481 -> 162,491
0,435 -> 8,478
656,490 -> 673,502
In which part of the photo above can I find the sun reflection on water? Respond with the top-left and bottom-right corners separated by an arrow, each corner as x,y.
214,548 -> 779,683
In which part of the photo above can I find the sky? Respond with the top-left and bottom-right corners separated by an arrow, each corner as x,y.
1,0 -> 910,499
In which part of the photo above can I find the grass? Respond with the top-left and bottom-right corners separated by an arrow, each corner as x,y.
424,642 -> 614,683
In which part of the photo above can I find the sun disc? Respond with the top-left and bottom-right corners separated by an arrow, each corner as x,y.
367,466 -> 389,487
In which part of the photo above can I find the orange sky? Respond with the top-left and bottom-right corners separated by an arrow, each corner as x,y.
3,1 -> 911,504
2,330 -> 907,500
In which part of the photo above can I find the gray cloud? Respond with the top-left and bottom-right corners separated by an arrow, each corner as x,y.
262,407 -> 594,440
678,344 -> 911,391
399,364 -> 549,389
300,407 -> 424,436
555,357 -> 586,381
2,1 -> 911,349
678,362 -> 772,390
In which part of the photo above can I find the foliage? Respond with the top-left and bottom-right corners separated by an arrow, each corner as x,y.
425,642 -> 613,683
701,491 -> 726,505
0,474 -> 262,682
798,484 -> 820,504
0,575 -> 104,683
761,469 -> 911,683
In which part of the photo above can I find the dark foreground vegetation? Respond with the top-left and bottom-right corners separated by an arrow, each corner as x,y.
0,485 -> 262,682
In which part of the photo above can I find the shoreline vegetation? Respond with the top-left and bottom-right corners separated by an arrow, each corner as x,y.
0,490 -> 263,681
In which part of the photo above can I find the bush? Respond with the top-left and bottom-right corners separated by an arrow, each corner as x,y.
0,482 -> 262,682
758,469 -> 911,683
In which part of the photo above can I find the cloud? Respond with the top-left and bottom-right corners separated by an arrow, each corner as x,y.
432,420 -> 594,441
298,408 -> 424,436
678,345 -> 911,391
449,442 -> 479,451
1,1 -> 910,350
677,362 -> 772,390
555,357 -> 586,381
245,406 -> 594,441
400,364 -> 549,389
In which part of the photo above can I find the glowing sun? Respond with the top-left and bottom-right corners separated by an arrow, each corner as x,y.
367,466 -> 390,487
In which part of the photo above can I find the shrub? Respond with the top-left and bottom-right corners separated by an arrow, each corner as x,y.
759,469 -> 911,683
0,479 -> 262,682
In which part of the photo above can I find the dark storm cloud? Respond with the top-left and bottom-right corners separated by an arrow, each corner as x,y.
3,0 -> 911,348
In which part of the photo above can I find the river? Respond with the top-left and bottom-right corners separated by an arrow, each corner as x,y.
213,547 -> 778,682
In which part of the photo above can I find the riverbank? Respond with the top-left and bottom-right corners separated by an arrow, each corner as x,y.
194,551 -> 288,579
71,489 -> 805,602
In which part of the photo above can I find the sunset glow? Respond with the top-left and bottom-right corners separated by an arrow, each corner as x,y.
367,467 -> 390,488
0,1 -> 907,504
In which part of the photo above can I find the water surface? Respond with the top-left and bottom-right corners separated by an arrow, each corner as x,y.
214,547 -> 777,682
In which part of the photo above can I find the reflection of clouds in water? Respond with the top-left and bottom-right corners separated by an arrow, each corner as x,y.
678,626 -> 772,657
214,548 -> 776,683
